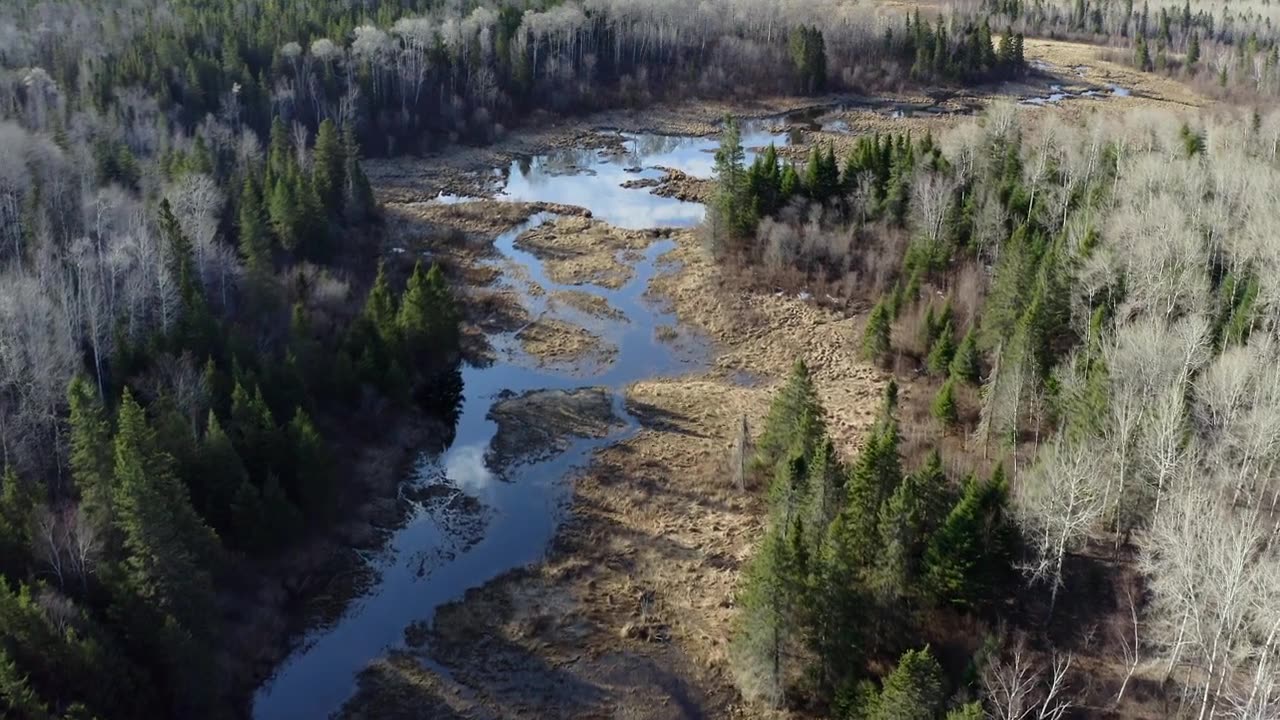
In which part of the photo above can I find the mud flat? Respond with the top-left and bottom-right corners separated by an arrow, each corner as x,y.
514,215 -> 660,289
548,289 -> 627,322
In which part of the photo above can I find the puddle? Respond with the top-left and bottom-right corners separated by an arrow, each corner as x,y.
253,129 -> 729,719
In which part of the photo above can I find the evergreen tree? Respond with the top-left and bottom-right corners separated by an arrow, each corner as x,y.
1187,32 -> 1200,66
949,327 -> 981,384
112,390 -> 220,637
0,467 -> 35,578
710,117 -> 754,244
731,524 -> 801,707
312,119 -> 345,215
191,412 -> 247,535
364,262 -> 400,345
288,408 -> 334,524
862,299 -> 892,362
397,261 -> 459,361
756,359 -> 826,469
238,176 -> 271,274
931,379 -> 959,429
342,126 -> 376,224
268,176 -> 300,252
68,377 -> 115,538
926,321 -> 957,375
922,468 -> 1013,609
867,647 -> 946,720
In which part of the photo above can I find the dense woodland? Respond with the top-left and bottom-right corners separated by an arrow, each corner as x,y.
713,99 -> 1280,716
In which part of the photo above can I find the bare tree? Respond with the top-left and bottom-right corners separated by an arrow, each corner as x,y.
983,633 -> 1075,720
1015,439 -> 1107,616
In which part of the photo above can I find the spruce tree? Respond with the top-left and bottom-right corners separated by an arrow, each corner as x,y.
268,176 -> 299,252
342,126 -> 376,224
868,647 -> 946,720
364,262 -> 400,346
112,390 -> 220,636
949,327 -> 981,384
931,379 -> 959,429
926,321 -> 957,375
289,408 -> 334,524
862,299 -> 892,362
312,119 -> 345,215
68,377 -> 115,538
0,467 -> 35,578
192,412 -> 247,535
238,176 -> 271,275
755,360 -> 826,472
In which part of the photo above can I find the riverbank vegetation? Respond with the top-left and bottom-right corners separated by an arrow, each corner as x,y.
715,101 -> 1280,716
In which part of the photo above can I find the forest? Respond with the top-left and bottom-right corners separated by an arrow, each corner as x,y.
2,0 -> 1276,717
710,94 -> 1280,718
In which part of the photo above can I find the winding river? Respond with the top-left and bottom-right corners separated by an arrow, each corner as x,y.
252,121 -> 794,719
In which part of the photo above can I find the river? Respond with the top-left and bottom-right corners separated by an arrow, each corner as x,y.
252,121 -> 794,719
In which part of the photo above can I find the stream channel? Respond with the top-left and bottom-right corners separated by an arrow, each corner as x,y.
252,121 -> 793,719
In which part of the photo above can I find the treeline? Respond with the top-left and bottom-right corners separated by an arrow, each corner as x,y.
732,365 -> 1017,715
894,12 -> 1026,83
717,103 -> 1280,715
977,0 -> 1280,98
2,0 -> 1027,159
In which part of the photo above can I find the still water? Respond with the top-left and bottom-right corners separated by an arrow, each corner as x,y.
252,120 -> 795,719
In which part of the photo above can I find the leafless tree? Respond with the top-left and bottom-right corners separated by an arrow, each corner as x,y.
983,633 -> 1075,720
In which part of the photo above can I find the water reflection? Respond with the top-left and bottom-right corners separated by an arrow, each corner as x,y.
499,124 -> 792,229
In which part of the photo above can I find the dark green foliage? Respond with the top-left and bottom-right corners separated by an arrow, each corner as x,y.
238,176 -> 272,275
0,468 -> 36,579
865,647 -> 947,720
789,26 -> 828,93
756,360 -> 826,470
927,322 -> 957,375
931,379 -> 959,429
710,117 -> 756,245
948,328 -> 981,384
862,300 -> 893,362
922,466 -> 1015,610
312,119 -> 346,215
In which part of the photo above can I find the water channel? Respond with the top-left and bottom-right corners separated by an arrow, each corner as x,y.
252,121 -> 794,719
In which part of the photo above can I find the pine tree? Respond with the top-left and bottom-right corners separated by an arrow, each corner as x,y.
0,646 -> 49,720
112,390 -> 220,637
931,379 -> 959,429
868,647 -> 946,720
862,299 -> 892,362
268,175 -> 300,252
0,467 -> 35,578
922,468 -> 1013,609
192,412 -> 247,535
949,327 -> 981,384
1187,32 -> 1200,66
398,261 -> 459,361
364,262 -> 400,346
238,176 -> 271,274
289,408 -> 334,524
926,321 -> 957,375
872,451 -> 948,602
68,377 -> 115,538
342,126 -> 375,224
312,119 -> 345,215
756,359 -> 826,469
